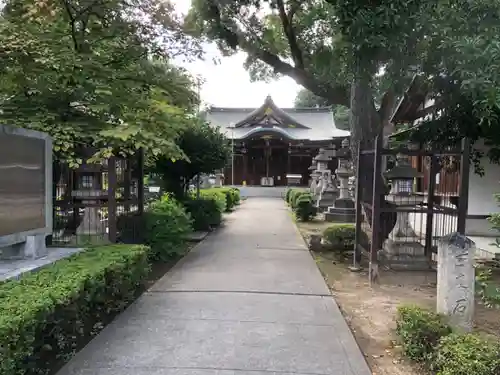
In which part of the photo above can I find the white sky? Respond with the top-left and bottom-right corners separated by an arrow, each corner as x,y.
171,0 -> 300,108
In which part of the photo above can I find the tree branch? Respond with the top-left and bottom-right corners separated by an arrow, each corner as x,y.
276,0 -> 304,69
208,3 -> 350,107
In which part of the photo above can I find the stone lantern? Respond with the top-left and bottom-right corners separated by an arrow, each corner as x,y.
313,149 -> 338,212
382,153 -> 428,269
325,138 -> 355,222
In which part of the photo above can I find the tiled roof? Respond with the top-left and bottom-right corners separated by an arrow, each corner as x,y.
205,96 -> 350,141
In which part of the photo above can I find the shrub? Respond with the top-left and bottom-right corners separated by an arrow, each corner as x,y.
202,187 -> 240,211
285,188 -> 295,203
433,332 -> 500,375
293,193 -> 317,222
117,195 -> 192,261
290,189 -> 307,208
0,244 -> 150,375
395,305 -> 452,362
200,189 -> 227,213
323,224 -> 355,252
183,197 -> 223,230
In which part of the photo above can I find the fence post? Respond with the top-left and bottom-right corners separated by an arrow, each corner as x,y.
425,155 -> 437,257
369,133 -> 384,284
137,148 -> 145,215
457,138 -> 470,234
108,156 -> 117,243
353,143 -> 363,269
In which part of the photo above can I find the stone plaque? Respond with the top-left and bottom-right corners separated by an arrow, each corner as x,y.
0,132 -> 46,236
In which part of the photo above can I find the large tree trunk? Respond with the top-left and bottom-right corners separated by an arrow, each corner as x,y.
349,75 -> 397,283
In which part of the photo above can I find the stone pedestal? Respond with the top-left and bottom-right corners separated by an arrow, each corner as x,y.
325,155 -> 355,222
0,234 -> 48,260
437,233 -> 475,331
325,199 -> 355,222
381,195 -> 430,270
77,205 -> 102,235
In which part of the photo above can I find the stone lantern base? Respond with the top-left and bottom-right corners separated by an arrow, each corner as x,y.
381,239 -> 431,270
324,198 -> 355,223
316,189 -> 338,212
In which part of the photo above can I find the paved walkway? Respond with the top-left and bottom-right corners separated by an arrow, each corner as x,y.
58,198 -> 371,375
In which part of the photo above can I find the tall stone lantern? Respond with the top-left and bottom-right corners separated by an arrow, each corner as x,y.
382,153 -> 429,270
314,148 -> 338,212
325,138 -> 355,222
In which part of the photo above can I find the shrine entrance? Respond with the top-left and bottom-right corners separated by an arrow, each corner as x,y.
246,137 -> 288,186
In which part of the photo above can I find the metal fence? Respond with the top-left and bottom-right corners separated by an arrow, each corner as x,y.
354,135 -> 470,276
49,152 -> 144,246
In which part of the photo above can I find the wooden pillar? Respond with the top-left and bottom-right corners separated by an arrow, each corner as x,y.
287,145 -> 291,173
243,153 -> 248,184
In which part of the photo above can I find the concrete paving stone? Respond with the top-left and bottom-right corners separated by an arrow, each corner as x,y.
150,248 -> 329,295
107,292 -> 338,325
57,319 -> 357,375
61,368 -> 340,375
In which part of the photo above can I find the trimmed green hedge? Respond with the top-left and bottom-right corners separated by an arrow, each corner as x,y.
293,193 -> 316,222
199,189 -> 227,213
286,188 -> 308,208
0,244 -> 150,375
323,224 -> 355,252
396,305 -> 451,362
183,197 -> 223,230
396,305 -> 500,375
117,195 -> 192,261
433,332 -> 500,375
201,187 -> 240,211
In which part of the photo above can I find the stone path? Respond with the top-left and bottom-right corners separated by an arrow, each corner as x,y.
57,197 -> 371,375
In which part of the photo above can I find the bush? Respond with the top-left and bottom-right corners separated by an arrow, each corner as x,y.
395,305 -> 452,362
290,189 -> 307,208
293,193 -> 317,222
323,224 -> 355,252
200,189 -> 227,213
285,188 -> 295,203
117,195 -> 192,261
201,187 -> 240,211
0,244 -> 150,375
433,332 -> 500,375
183,197 -> 223,230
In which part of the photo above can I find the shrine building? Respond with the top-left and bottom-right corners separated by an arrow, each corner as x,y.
205,95 -> 350,186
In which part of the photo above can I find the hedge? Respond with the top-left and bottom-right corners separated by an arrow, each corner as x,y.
396,304 -> 500,375
183,197 -> 223,230
117,195 -> 192,261
323,224 -> 355,252
293,193 -> 316,221
199,189 -> 227,213
201,187 -> 240,211
287,188 -> 308,208
0,244 -> 150,375
396,305 -> 451,362
433,332 -> 500,375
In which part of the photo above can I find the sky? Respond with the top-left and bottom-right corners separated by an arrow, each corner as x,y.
171,0 -> 301,109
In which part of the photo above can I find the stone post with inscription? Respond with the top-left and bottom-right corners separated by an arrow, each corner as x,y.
437,232 -> 475,331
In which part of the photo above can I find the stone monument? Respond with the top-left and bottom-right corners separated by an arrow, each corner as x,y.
380,153 -> 429,270
313,149 -> 338,212
437,233 -> 475,331
0,125 -> 53,259
325,138 -> 355,222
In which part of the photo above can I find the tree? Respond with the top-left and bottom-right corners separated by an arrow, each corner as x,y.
294,89 -> 350,130
151,120 -> 230,199
185,0 -> 500,279
0,0 -> 202,166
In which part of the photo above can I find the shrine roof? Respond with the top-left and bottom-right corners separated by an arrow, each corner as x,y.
205,95 -> 350,141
